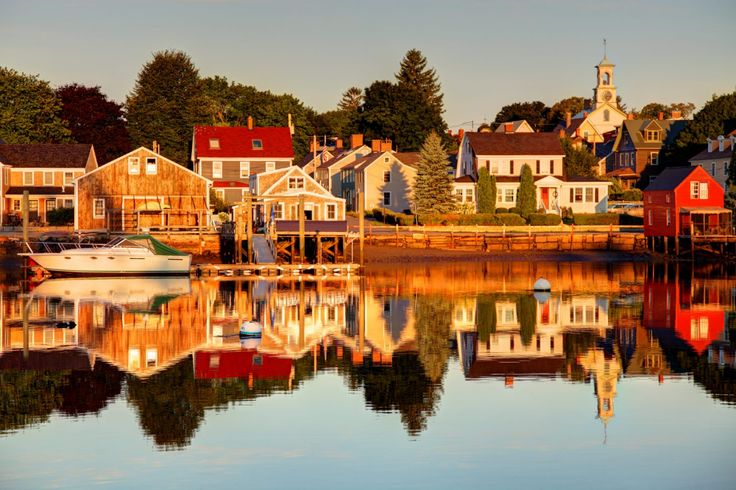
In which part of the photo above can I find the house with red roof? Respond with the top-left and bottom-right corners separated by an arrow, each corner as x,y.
456,132 -> 610,214
191,117 -> 294,204
0,144 -> 97,225
643,165 -> 730,238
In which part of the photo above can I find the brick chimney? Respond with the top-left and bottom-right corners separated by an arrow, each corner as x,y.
350,134 -> 363,149
287,113 -> 294,135
309,139 -> 317,153
380,139 -> 392,152
371,139 -> 381,153
558,129 -> 566,138
627,113 -> 634,120
336,138 -> 343,149
583,111 -> 588,118
458,129 -> 464,140
504,122 -> 513,133
670,110 -> 682,120
658,112 -> 664,121
247,116 -> 254,130
152,140 -> 160,154
718,135 -> 725,152
565,112 -> 571,128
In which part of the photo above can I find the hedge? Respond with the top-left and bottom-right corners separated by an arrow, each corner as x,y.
419,213 -> 526,226
528,213 -> 562,226
371,208 -> 415,226
46,207 -> 74,225
494,208 -> 509,214
573,213 -> 619,225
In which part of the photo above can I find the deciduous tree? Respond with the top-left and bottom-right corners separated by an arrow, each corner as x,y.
0,67 -> 70,143
548,96 -> 585,126
494,101 -> 550,131
413,132 -> 455,214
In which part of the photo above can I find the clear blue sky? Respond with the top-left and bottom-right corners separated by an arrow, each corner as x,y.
2,0 -> 735,130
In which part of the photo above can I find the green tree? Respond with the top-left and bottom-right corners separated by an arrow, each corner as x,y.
476,294 -> 497,343
395,49 -> 444,114
548,96 -> 585,126
126,50 -> 208,164
637,102 -> 669,119
56,84 -> 131,163
517,294 -> 537,346
338,86 -> 363,111
725,149 -> 736,211
359,80 -> 446,152
415,295 -> 452,383
494,101 -> 550,131
561,137 -> 598,177
517,164 -> 536,219
661,92 -> 736,166
413,132 -> 455,214
635,102 -> 697,119
477,167 -> 495,213
0,67 -> 71,143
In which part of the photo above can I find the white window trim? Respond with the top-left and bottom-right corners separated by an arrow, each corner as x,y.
701,182 -> 709,200
93,198 -> 105,219
128,157 -> 140,175
240,162 -> 250,179
690,181 -> 699,199
64,171 -> 74,186
145,157 -> 158,175
266,161 -> 276,172
326,203 -> 337,220
43,171 -> 54,186
23,171 -> 34,186
212,161 -> 223,179
383,191 -> 392,207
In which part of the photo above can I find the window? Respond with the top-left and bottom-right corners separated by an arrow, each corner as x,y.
491,161 -> 498,174
46,200 -> 56,212
128,157 -> 140,175
700,182 -> 709,200
665,194 -> 671,204
252,139 -> 263,149
327,203 -> 336,220
604,109 -> 610,122
145,157 -> 157,175
93,199 -> 105,219
456,189 -> 464,201
63,199 -> 73,209
465,187 -> 474,203
212,161 -> 222,179
23,171 -> 34,185
64,172 -> 74,186
43,172 -> 54,186
646,130 -> 660,142
266,162 -> 275,172
585,188 -> 594,202
504,188 -> 515,203
239,162 -> 250,178
650,152 -> 658,165
12,200 -> 20,212
28,200 -> 38,213
274,203 -> 283,220
574,188 -> 583,202
690,181 -> 699,199
383,192 -> 391,206
648,210 -> 653,226
666,208 -> 671,226
209,138 -> 220,149
288,177 -> 305,190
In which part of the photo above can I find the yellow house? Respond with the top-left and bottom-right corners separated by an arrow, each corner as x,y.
341,151 -> 419,212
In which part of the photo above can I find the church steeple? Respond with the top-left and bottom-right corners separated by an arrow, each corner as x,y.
593,39 -> 617,110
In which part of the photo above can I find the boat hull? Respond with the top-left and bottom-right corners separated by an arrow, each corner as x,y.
24,252 -> 192,275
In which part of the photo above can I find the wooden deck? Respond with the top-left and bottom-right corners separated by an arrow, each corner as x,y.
192,263 -> 360,277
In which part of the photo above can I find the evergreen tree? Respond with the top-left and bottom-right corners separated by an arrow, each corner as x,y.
338,86 -> 363,111
395,49 -> 444,114
561,137 -> 598,177
517,295 -> 537,347
0,67 -> 71,143
517,164 -> 536,219
413,132 -> 455,214
415,295 -> 452,383
489,174 -> 497,213
477,167 -> 495,213
126,50 -> 207,164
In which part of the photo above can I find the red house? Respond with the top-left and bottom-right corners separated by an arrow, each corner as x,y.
643,165 -> 730,237
194,349 -> 293,381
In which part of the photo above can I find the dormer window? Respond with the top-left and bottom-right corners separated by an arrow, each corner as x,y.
209,138 -> 220,149
645,130 -> 660,142
252,139 -> 263,150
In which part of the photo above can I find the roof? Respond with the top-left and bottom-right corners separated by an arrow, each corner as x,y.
212,180 -> 248,188
455,175 -> 476,183
644,166 -> 699,191
494,120 -> 532,133
620,119 -> 687,150
193,126 -> 294,159
296,149 -> 334,168
393,152 -> 421,168
465,357 -> 565,378
466,132 -> 564,156
0,144 -> 93,168
606,168 -> 640,178
689,139 -> 734,162
342,152 -> 383,171
5,186 -> 71,195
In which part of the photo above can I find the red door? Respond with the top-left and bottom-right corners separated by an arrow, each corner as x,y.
541,188 -> 549,209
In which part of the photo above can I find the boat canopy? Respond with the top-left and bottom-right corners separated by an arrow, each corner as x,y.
123,235 -> 189,256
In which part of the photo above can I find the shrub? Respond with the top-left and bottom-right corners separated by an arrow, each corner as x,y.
46,207 -> 74,225
372,207 -> 414,226
621,188 -> 643,201
509,207 -> 521,215
419,213 -> 526,226
529,213 -> 562,226
495,208 -> 509,214
496,213 -> 526,226
573,213 -> 619,225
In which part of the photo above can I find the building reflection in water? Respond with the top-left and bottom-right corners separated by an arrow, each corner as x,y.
1,260 -> 735,448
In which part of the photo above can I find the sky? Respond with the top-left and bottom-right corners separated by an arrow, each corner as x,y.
1,0 -> 735,130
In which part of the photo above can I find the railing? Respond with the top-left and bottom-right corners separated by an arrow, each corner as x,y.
22,241 -> 110,254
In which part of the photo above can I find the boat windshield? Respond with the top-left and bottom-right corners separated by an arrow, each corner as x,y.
107,236 -> 154,252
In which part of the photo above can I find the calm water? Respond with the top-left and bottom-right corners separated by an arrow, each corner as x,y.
0,260 -> 734,489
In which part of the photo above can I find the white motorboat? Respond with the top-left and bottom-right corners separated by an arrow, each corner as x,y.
30,276 -> 192,304
20,235 -> 192,275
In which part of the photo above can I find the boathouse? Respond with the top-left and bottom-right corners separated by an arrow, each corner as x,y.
643,165 -> 730,238
75,147 -> 211,232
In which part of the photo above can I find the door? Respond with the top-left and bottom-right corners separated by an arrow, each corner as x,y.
541,188 -> 549,209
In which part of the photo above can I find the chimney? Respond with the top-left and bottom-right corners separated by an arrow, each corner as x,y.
565,111 -> 571,128
350,134 -> 363,149
287,113 -> 294,135
658,112 -> 664,120
730,134 -> 736,151
718,135 -> 725,152
627,113 -> 634,120
371,139 -> 381,153
336,138 -> 343,149
380,139 -> 392,152
458,129 -> 464,140
247,116 -> 254,130
152,140 -> 160,154
309,138 -> 317,153
504,122 -> 513,134
558,129 -> 566,138
670,110 -> 682,120
707,138 -> 713,153
575,128 -> 581,138
583,111 -> 588,118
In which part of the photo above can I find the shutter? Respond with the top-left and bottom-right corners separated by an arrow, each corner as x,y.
569,188 -> 574,202
595,188 -> 599,202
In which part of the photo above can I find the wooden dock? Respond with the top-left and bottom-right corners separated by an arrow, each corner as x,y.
192,263 -> 360,278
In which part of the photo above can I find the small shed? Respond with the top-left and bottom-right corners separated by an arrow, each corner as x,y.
75,147 -> 211,232
643,165 -> 730,238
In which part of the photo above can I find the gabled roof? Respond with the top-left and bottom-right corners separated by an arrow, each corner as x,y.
296,149 -> 334,168
0,144 -> 93,168
465,132 -> 564,156
689,139 -> 734,162
259,165 -> 337,199
393,152 -> 421,168
494,120 -> 533,133
644,166 -> 699,191
317,146 -> 369,169
193,126 -> 294,159
620,119 -> 687,150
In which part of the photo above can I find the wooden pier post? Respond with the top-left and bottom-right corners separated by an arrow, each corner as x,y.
246,195 -> 253,264
298,195 -> 305,264
358,192 -> 365,266
22,190 -> 29,244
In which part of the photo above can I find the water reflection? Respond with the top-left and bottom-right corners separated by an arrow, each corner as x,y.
1,261 -> 735,450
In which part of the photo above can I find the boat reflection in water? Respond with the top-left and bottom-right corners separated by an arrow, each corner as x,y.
1,261 -> 735,450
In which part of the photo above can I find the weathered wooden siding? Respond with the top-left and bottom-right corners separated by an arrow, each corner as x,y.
200,159 -> 290,181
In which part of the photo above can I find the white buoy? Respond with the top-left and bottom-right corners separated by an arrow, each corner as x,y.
533,277 -> 551,292
239,320 -> 263,337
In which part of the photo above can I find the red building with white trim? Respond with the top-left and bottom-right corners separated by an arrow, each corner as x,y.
643,165 -> 729,237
